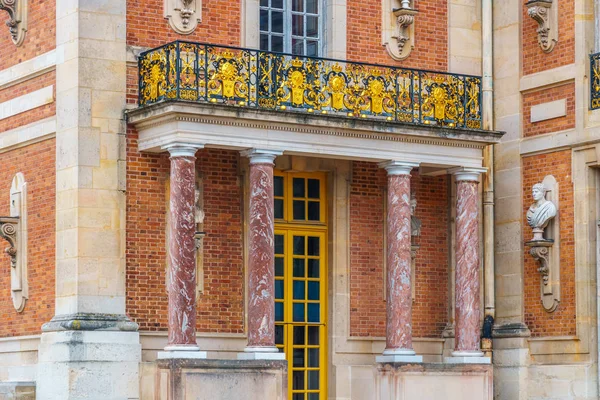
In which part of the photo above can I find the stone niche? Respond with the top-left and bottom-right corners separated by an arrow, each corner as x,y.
146,359 -> 287,400
376,363 -> 493,400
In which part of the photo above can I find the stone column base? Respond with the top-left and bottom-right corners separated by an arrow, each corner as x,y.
376,363 -> 493,400
444,356 -> 491,364
153,359 -> 288,400
36,330 -> 141,400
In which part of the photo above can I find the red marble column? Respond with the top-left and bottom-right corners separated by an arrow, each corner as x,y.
165,144 -> 202,352
243,149 -> 282,355
380,161 -> 420,360
453,170 -> 484,357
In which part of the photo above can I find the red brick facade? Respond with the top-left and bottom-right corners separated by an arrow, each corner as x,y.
349,162 -> 449,338
0,0 -> 55,70
522,0 -> 574,76
522,82 -> 575,138
0,139 -> 55,337
523,150 -> 576,337
347,0 -> 448,70
126,130 -> 244,333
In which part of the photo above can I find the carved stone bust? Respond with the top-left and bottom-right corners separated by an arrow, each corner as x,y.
410,194 -> 421,237
526,183 -> 557,240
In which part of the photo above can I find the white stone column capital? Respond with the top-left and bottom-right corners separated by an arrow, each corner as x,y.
162,143 -> 204,158
241,148 -> 284,165
378,161 -> 419,175
449,167 -> 487,182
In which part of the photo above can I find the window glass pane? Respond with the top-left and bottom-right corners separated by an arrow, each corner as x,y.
307,303 -> 319,322
293,370 -> 305,388
274,176 -> 284,196
293,348 -> 305,367
293,280 -> 305,300
293,303 -> 305,322
293,200 -> 306,220
292,14 -> 304,36
308,394 -> 319,400
307,370 -> 319,390
307,201 -> 320,221
293,236 -> 305,255
274,199 -> 284,219
306,0 -> 318,14
308,281 -> 319,300
260,34 -> 269,51
293,258 -> 305,277
272,35 -> 284,52
306,15 -> 318,38
260,0 -> 269,6
275,302 -> 284,321
272,11 -> 284,33
275,280 -> 284,299
308,348 -> 319,367
275,234 -> 284,254
307,179 -> 320,199
294,326 -> 305,345
307,259 -> 319,278
272,0 -> 283,8
260,9 -> 269,32
275,257 -> 284,276
307,236 -> 319,256
293,178 -> 305,197
306,40 -> 318,57
292,38 -> 304,56
308,326 -> 319,345
293,394 -> 304,400
275,325 -> 284,345
292,0 -> 303,11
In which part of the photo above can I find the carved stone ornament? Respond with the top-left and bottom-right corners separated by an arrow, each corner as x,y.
164,0 -> 201,35
0,0 -> 28,46
525,177 -> 560,313
382,0 -> 418,60
525,0 -> 558,53
0,173 -> 28,312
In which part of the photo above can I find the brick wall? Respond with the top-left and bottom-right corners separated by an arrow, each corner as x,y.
127,0 -> 241,48
0,71 -> 55,133
0,139 -> 55,337
522,82 -> 575,138
346,0 -> 448,70
522,0 -> 574,76
349,161 -> 449,338
0,0 -> 56,70
523,150 -> 576,337
126,130 -> 244,333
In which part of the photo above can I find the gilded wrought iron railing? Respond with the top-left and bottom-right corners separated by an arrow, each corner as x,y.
139,41 -> 483,129
591,52 -> 600,110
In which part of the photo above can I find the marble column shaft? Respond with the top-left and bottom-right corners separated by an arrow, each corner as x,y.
385,172 -> 414,352
247,160 -> 276,349
167,153 -> 199,348
455,178 -> 481,353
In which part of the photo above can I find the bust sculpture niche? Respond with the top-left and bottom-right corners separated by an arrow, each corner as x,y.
526,183 -> 557,241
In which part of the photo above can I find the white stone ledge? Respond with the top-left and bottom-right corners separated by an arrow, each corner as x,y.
520,64 -> 575,93
0,117 -> 56,153
0,49 -> 61,90
0,86 -> 54,121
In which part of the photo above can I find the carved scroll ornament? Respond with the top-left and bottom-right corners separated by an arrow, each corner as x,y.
382,0 -> 418,60
0,0 -> 27,46
0,217 -> 17,269
526,0 -> 557,53
164,0 -> 201,34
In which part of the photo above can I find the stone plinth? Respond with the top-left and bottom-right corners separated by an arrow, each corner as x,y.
376,362 -> 493,400
151,359 -> 287,400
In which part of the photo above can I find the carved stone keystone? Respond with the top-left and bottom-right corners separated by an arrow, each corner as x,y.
382,0 -> 418,60
0,0 -> 28,46
164,0 -> 201,34
526,0 -> 558,53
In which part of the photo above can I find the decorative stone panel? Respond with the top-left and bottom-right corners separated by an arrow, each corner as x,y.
525,0 -> 558,53
381,0 -> 418,60
164,0 -> 201,34
0,0 -> 28,46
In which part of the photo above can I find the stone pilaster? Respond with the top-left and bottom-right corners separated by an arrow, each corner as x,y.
446,167 -> 489,364
37,2 -> 141,398
239,149 -> 285,360
376,161 -> 422,364
160,144 -> 206,359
